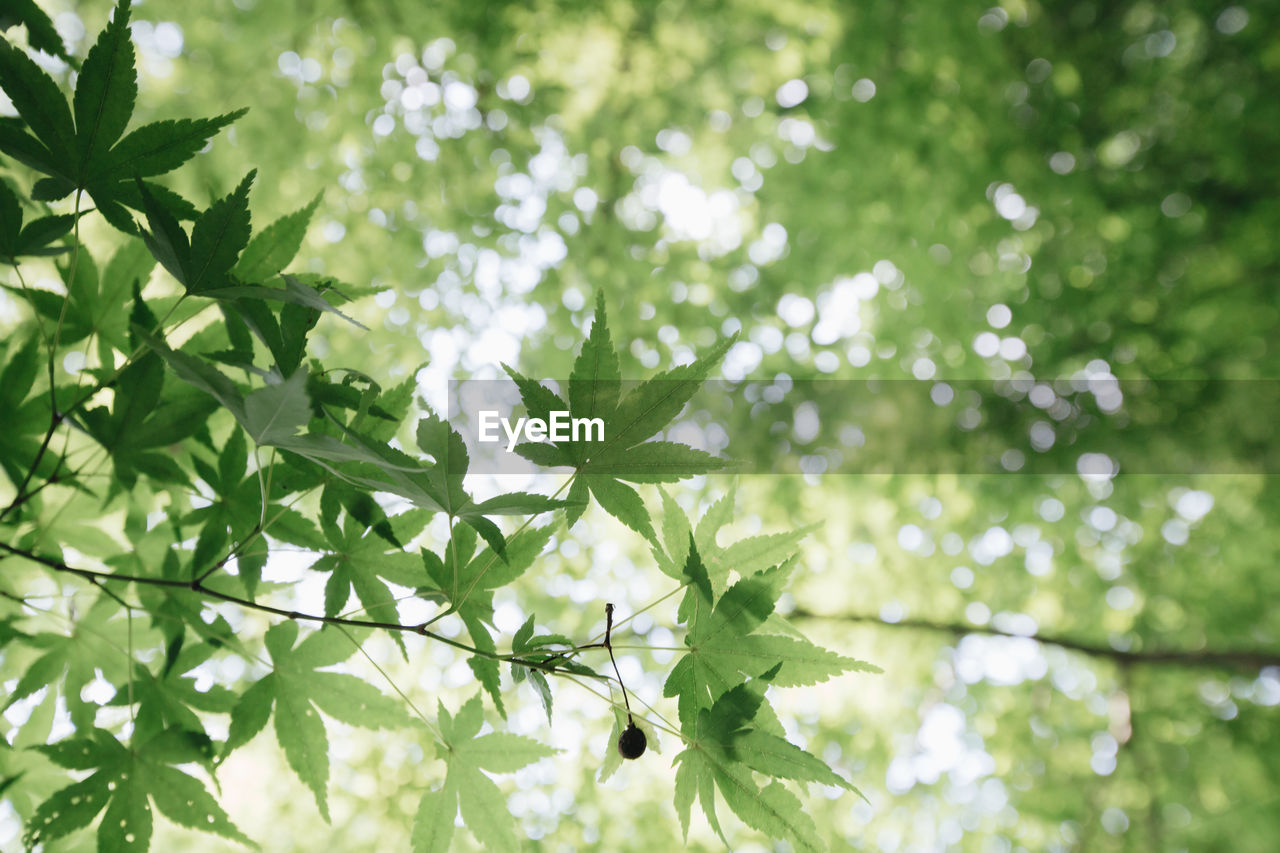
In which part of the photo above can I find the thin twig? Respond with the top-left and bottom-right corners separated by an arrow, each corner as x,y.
333,625 -> 440,739
603,602 -> 632,722
0,541 -> 608,677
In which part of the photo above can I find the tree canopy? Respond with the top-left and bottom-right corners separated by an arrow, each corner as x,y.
1,0 -> 1278,851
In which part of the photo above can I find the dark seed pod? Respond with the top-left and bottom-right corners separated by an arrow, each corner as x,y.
617,722 -> 647,760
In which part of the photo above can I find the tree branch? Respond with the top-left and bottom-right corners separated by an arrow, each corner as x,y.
790,608 -> 1280,670
0,541 -> 605,680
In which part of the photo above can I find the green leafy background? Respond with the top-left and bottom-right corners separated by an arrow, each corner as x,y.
2,0 -> 1278,851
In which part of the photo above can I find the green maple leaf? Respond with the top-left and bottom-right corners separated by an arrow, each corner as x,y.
568,291 -> 623,425
183,427 -> 325,595
671,671 -> 849,853
136,330 -> 483,521
199,274 -> 365,377
131,642 -> 237,724
0,0 -> 245,231
318,480 -> 413,548
653,485 -> 821,598
353,370 -> 416,442
0,178 -> 81,264
25,727 -> 254,852
675,748 -> 824,853
661,540 -> 877,849
2,597 -> 127,730
407,413 -> 567,555
2,0 -> 234,207
410,695 -> 557,853
426,523 -> 555,609
233,193 -> 322,282
664,543 -> 874,731
130,327 -> 562,543
2,242 -> 96,344
136,171 -> 255,292
187,428 -> 256,584
242,366 -> 311,444
147,188 -> 363,372
506,293 -> 735,540
0,333 -> 51,488
419,524 -> 564,716
80,347 -> 219,488
508,613 -> 580,725
94,239 -> 156,349
204,274 -> 367,333
138,330 -> 393,465
3,238 -> 155,357
309,507 -> 433,657
1,0 -> 76,65
223,623 -> 412,821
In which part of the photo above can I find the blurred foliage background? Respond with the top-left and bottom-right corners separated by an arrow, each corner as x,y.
3,0 -> 1279,850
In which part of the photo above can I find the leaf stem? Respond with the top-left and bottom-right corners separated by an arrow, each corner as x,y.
49,190 -> 83,388
255,448 -> 268,529
8,264 -> 52,347
448,514 -> 459,603
126,605 -> 136,726
333,625 -> 441,739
